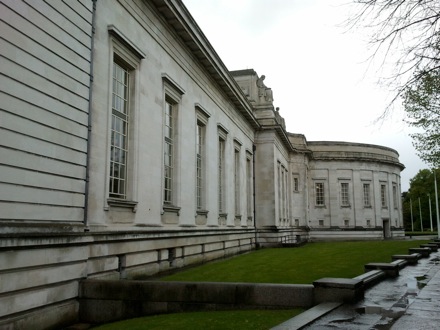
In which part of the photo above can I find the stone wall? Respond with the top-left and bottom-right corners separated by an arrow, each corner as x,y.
0,229 -> 255,329
0,0 -> 92,233
79,280 -> 314,324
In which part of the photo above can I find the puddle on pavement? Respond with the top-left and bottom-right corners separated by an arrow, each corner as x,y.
429,257 -> 440,264
303,252 -> 440,329
352,274 -> 421,325
415,274 -> 428,288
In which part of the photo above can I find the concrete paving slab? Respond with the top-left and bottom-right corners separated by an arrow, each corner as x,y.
296,250 -> 440,329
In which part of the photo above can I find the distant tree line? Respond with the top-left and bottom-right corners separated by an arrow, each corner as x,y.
402,168 -> 440,232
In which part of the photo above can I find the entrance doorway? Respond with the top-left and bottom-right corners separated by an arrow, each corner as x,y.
383,219 -> 391,238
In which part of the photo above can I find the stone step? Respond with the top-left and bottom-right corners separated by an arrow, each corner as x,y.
271,302 -> 343,330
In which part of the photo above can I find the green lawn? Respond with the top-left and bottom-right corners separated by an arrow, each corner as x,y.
162,240 -> 429,284
92,309 -> 303,330
92,239 -> 429,329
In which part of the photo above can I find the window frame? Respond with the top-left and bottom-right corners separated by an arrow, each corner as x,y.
161,74 -> 185,211
195,104 -> 210,214
163,99 -> 175,205
293,175 -> 299,192
234,140 -> 242,217
381,184 -> 388,208
315,181 -> 325,207
217,124 -> 228,215
105,27 -> 144,211
109,60 -> 130,200
340,182 -> 350,207
246,150 -> 253,219
363,183 -> 371,208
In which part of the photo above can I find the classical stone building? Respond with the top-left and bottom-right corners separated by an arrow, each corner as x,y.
0,0 -> 404,328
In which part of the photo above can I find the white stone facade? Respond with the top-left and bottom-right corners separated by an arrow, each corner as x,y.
0,0 -> 404,328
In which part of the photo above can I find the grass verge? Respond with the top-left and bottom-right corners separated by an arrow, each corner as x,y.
91,309 -> 303,330
91,239 -> 429,329
161,240 -> 430,284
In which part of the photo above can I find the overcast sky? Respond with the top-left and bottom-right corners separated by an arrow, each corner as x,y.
182,0 -> 428,191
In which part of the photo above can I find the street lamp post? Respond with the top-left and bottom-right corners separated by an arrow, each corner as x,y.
419,197 -> 423,232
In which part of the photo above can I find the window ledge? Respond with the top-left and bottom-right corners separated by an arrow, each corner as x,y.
196,209 -> 209,216
163,204 -> 181,215
107,198 -> 138,212
341,205 -> 351,208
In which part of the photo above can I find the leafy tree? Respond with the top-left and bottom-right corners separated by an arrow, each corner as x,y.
347,1 -> 440,108
403,70 -> 440,167
402,168 -> 440,231
348,1 -> 440,166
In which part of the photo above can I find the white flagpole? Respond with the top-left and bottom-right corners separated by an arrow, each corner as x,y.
428,193 -> 433,231
434,169 -> 440,239
410,198 -> 414,232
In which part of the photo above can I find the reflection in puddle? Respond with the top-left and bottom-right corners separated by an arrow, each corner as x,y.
350,274 -> 422,328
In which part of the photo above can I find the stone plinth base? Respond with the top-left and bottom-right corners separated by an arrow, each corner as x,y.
391,253 -> 420,265
313,278 -> 364,303
409,247 -> 431,257
364,263 -> 400,277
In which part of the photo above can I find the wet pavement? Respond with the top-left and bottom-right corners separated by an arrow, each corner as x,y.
301,251 -> 440,330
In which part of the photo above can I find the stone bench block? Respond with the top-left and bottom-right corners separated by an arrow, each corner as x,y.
409,247 -> 431,257
391,254 -> 420,265
420,244 -> 438,252
390,259 -> 407,269
313,278 -> 364,303
353,270 -> 386,288
364,263 -> 399,277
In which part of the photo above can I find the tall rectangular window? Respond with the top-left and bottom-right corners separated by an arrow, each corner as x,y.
196,122 -> 205,210
340,182 -> 350,206
393,185 -> 398,209
161,74 -> 185,211
363,183 -> 371,207
315,182 -> 324,206
246,156 -> 252,216
218,137 -> 225,213
277,163 -> 282,219
293,176 -> 299,192
109,61 -> 129,199
106,28 -> 144,210
381,184 -> 387,208
282,166 -> 288,220
234,148 -> 240,215
163,101 -> 174,204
